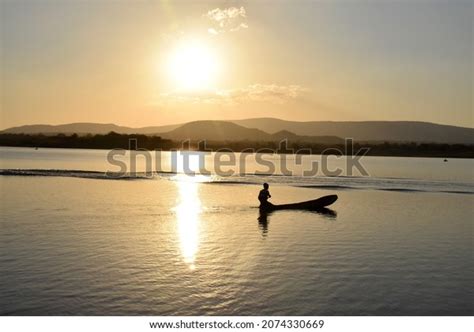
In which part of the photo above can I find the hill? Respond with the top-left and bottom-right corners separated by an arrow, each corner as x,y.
231,118 -> 474,144
1,120 -> 344,145
1,123 -> 179,135
158,121 -> 344,144
2,118 -> 473,144
160,121 -> 269,141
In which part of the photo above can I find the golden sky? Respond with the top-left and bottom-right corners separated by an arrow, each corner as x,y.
1,1 -> 472,128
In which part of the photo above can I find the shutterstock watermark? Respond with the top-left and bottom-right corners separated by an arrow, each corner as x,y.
106,139 -> 370,178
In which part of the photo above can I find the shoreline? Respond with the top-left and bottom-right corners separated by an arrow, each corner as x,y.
1,144 -> 473,159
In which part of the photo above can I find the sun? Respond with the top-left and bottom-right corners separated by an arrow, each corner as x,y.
166,40 -> 219,91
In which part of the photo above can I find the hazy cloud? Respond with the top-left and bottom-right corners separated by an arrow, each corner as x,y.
229,84 -> 307,103
205,7 -> 248,34
157,84 -> 307,105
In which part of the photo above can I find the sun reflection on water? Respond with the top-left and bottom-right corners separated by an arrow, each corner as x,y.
174,176 -> 202,270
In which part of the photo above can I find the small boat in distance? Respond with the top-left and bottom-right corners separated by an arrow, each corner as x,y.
260,194 -> 338,212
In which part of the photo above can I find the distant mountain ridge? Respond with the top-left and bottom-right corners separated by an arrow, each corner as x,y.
159,121 -> 343,144
2,118 -> 473,144
1,123 -> 180,135
161,121 -> 267,141
231,118 -> 474,144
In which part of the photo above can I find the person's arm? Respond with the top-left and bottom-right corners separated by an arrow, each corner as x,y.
268,191 -> 271,198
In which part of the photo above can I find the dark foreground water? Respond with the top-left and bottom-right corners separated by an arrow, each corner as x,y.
0,147 -> 473,315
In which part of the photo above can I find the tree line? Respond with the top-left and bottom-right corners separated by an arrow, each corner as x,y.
0,132 -> 473,158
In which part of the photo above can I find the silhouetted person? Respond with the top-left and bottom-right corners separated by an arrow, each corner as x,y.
258,183 -> 271,206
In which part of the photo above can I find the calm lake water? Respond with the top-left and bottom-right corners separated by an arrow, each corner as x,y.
0,147 -> 473,315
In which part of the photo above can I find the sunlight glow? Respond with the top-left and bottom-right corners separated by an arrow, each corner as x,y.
174,179 -> 202,270
174,152 -> 202,174
166,40 -> 219,91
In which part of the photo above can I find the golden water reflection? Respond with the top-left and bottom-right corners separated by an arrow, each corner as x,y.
174,177 -> 202,270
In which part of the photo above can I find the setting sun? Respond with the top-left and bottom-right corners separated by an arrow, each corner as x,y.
166,40 -> 219,91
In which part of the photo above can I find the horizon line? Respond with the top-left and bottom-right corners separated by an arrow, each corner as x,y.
2,117 -> 474,132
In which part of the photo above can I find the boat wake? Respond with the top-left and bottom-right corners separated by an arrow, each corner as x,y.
1,168 -> 473,195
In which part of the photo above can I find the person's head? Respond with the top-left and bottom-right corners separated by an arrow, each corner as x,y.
263,183 -> 269,189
